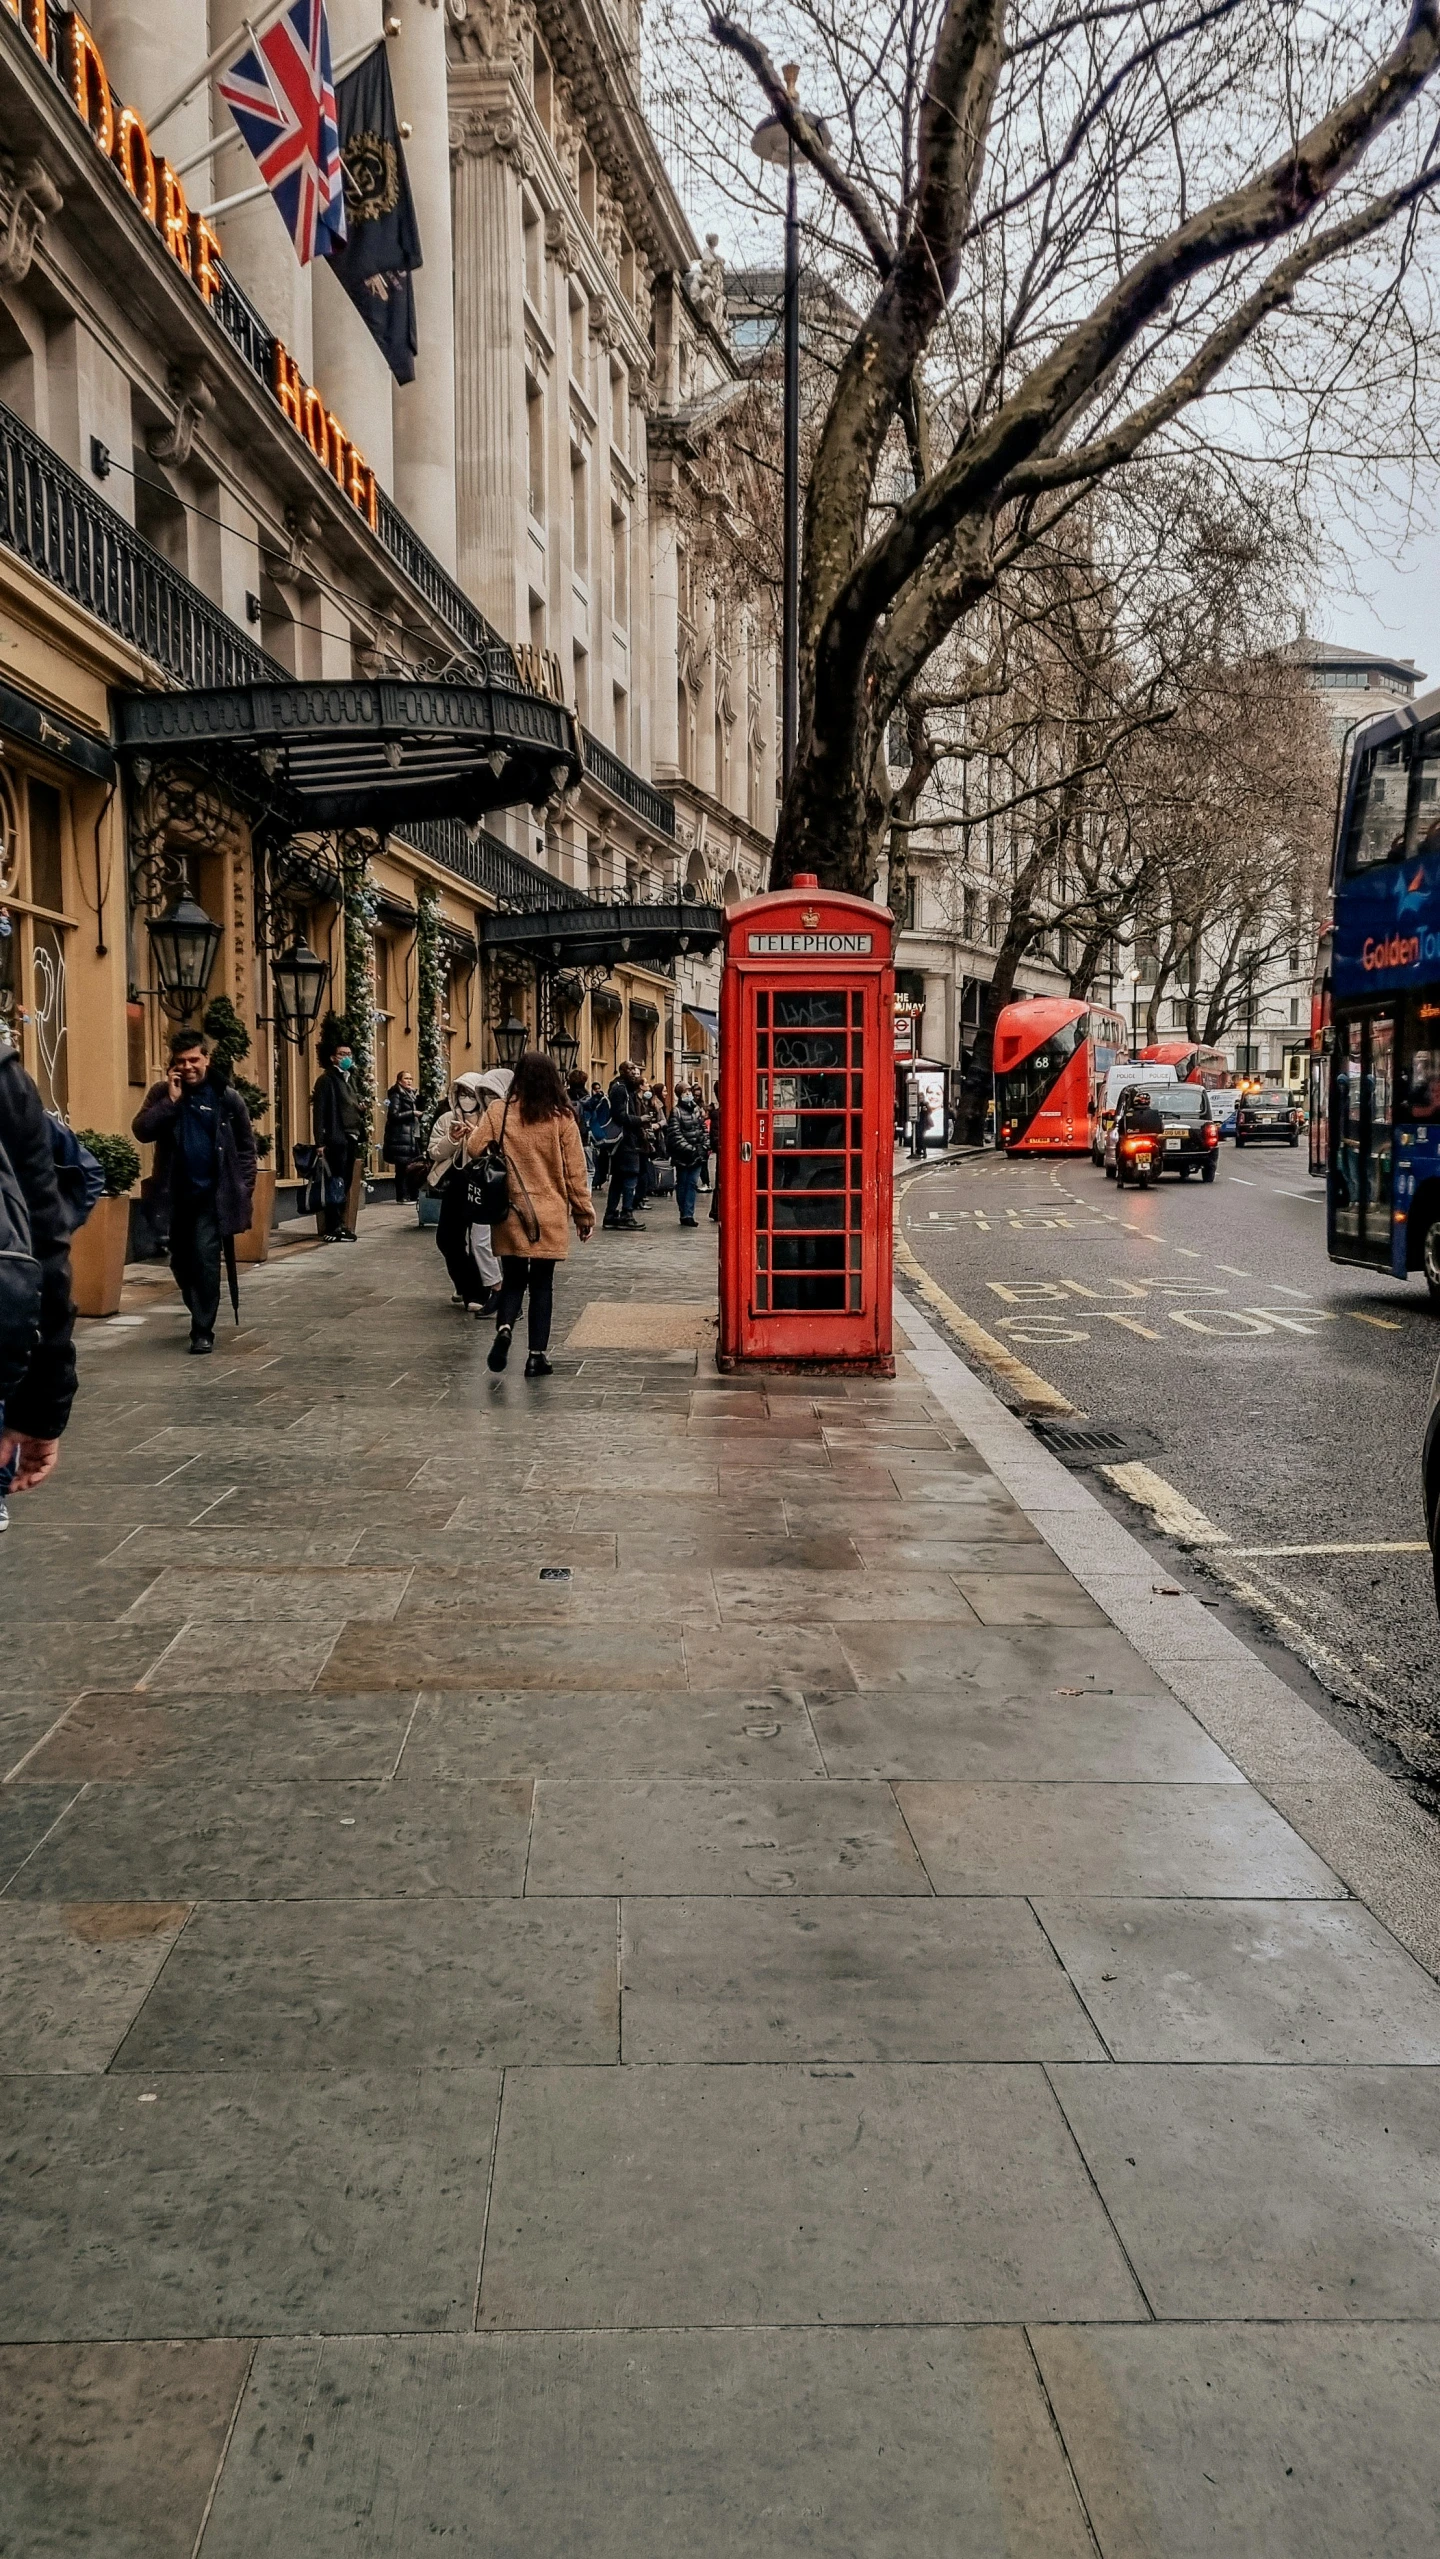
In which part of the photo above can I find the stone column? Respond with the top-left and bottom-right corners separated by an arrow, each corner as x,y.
389,0 -> 456,568
91,0 -> 209,170
310,0 -> 394,489
452,116 -> 525,634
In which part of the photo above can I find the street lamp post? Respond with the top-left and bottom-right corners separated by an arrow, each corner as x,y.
752,67 -> 829,792
1127,966 -> 1141,1059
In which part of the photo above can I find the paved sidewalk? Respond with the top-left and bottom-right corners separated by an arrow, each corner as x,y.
3,1207 -> 1440,2552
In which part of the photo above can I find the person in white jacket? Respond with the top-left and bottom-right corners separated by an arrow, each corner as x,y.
427,1066 -> 512,1312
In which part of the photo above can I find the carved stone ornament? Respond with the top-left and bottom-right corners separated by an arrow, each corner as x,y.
450,106 -> 535,179
588,301 -> 620,351
0,156 -> 62,288
544,206 -> 580,272
448,0 -> 535,70
146,364 -> 217,469
127,762 -> 245,914
268,502 -> 324,592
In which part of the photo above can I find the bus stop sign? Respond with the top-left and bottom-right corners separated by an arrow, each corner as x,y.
718,874 -> 895,1373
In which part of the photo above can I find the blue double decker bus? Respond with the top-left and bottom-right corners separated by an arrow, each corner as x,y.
1323,681 -> 1440,1296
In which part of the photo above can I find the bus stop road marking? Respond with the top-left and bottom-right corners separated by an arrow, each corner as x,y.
1226,1540 -> 1428,1559
1216,1264 -> 1251,1276
1100,1462 -> 1231,1546
893,1238 -> 1078,1416
1230,1178 -> 1256,1187
1175,1248 -> 1203,1258
1349,1311 -> 1404,1330
1104,1314 -> 1162,1339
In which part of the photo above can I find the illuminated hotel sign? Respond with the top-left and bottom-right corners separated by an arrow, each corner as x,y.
6,0 -> 379,527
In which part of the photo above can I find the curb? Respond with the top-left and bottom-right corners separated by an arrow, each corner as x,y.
894,1284 -> 1440,1985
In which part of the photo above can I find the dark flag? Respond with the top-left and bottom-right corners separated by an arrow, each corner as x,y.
324,44 -> 422,384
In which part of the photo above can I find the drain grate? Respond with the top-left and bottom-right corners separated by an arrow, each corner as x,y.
1030,1419 -> 1162,1469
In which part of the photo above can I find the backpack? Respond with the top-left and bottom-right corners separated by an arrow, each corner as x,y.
47,1115 -> 106,1238
0,1061 -> 43,1402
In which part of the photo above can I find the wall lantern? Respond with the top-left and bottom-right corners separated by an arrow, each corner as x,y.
147,894 -> 222,1019
549,1024 -> 580,1073
496,1010 -> 528,1065
271,935 -> 331,1046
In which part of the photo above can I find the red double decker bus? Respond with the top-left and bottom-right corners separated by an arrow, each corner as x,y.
993,997 -> 1128,1154
1140,1038 -> 1233,1089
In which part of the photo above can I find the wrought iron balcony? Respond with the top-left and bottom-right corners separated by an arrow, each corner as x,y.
403,819 -> 592,915
0,395 -> 277,692
582,727 -> 677,837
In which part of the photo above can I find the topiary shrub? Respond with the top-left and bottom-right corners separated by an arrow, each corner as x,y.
73,1130 -> 140,1196
202,993 -> 269,1124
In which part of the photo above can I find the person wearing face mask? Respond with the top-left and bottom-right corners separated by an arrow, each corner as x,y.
311,1029 -> 367,1242
428,1066 -> 511,1310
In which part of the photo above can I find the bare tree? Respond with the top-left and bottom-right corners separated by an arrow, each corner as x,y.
674,0 -> 1440,891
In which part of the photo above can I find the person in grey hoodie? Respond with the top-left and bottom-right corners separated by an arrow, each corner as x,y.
427,1067 -> 511,1312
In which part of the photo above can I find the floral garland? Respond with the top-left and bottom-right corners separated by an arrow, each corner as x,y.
341,853 -> 380,1133
416,882 -> 445,1111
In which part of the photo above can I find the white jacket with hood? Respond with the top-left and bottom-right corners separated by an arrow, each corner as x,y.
426,1068 -> 512,1192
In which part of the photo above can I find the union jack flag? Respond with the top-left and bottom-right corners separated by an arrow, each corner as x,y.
218,0 -> 347,266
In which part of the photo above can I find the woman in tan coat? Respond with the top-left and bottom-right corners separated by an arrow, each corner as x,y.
466,1049 -> 594,1376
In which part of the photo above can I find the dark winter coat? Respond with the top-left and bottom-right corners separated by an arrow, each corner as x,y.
381,1084 -> 423,1165
606,1072 -> 644,1172
667,1099 -> 709,1166
133,1072 -> 258,1240
0,1045 -> 78,1441
312,1065 -> 366,1166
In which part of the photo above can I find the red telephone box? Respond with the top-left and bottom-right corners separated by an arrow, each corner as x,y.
718,874 -> 894,1373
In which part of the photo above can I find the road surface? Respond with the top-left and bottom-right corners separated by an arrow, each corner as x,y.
898,1140 -> 1440,1807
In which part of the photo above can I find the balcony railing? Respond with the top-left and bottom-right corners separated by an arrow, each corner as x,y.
402,819 -> 592,914
197,257 -> 521,687
583,728 -> 676,836
0,400 -> 671,938
0,396 -> 277,692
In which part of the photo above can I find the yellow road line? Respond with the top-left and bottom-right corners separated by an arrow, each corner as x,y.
1227,1540 -> 1427,1558
1349,1311 -> 1403,1331
1099,1461 -> 1231,1546
893,1235 -> 1077,1414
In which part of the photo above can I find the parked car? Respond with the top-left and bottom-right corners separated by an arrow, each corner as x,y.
1234,1086 -> 1304,1148
1113,1084 -> 1220,1184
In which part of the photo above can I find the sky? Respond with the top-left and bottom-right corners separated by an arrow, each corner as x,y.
1319,510 -> 1440,686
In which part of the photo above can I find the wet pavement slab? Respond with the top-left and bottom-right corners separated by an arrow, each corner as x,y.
3,1205 -> 1439,2551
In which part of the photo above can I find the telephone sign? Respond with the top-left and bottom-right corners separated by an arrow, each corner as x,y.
718,874 -> 894,1372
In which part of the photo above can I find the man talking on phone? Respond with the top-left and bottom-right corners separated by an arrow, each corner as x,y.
133,1029 -> 257,1353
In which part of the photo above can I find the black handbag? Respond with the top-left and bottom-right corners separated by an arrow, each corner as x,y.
465,1095 -> 512,1226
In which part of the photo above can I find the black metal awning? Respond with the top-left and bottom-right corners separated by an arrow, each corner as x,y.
116,677 -> 580,831
480,898 -> 723,972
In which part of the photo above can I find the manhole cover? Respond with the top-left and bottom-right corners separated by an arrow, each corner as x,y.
1030,1420 -> 1162,1468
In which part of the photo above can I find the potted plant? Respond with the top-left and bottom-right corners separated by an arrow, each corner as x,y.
203,996 -> 276,1263
68,1130 -> 140,1317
